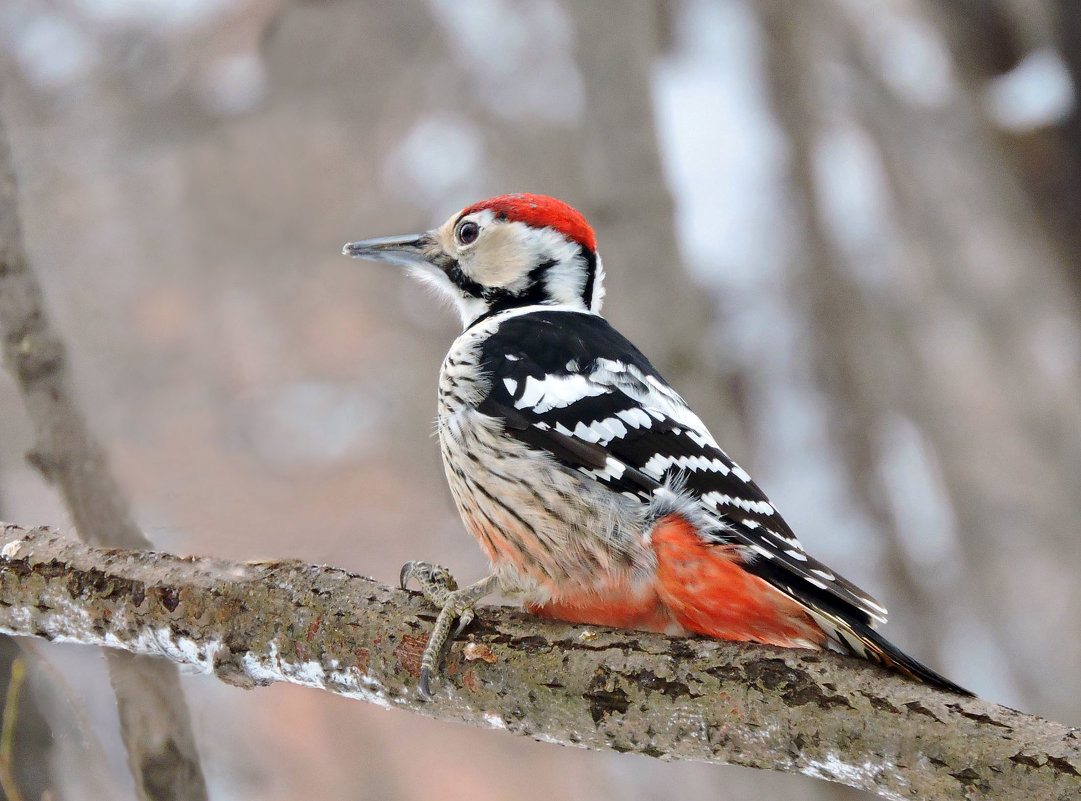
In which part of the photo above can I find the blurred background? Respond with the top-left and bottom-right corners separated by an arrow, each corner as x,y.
1,0 -> 1080,799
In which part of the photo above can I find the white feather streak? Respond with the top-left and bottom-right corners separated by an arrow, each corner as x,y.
514,373 -> 607,413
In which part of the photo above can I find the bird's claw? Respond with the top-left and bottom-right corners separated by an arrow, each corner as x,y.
453,607 -> 474,637
419,666 -> 434,700
417,584 -> 481,697
400,560 -> 459,606
399,562 -> 497,700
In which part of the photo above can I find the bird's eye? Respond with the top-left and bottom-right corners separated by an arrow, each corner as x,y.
457,220 -> 480,245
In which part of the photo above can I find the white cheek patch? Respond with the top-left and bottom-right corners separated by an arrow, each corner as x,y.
539,241 -> 592,305
461,223 -> 531,288
463,222 -> 587,302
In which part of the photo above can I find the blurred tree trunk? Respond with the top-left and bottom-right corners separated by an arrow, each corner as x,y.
0,482 -> 51,801
0,636 -> 52,801
564,3 -> 861,799
761,0 -> 947,669
935,1 -> 1081,299
760,0 -> 1081,723
565,0 -> 752,475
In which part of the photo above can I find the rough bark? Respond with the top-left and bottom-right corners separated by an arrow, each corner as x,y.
0,522 -> 1076,801
0,106 -> 208,800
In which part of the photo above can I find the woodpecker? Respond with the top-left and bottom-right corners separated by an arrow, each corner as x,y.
343,193 -> 969,698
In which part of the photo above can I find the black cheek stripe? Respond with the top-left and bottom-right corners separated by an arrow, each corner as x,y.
442,257 -> 485,298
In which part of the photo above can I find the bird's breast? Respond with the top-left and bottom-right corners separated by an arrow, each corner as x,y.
436,400 -> 653,598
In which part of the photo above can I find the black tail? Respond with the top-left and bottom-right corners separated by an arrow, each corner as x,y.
747,549 -> 972,695
830,616 -> 973,696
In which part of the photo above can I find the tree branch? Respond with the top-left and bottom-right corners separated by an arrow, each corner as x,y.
0,523 -> 1076,800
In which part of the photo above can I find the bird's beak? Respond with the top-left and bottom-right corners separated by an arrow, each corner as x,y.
341,233 -> 434,268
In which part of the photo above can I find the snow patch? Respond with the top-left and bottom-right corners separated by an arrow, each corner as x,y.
801,753 -> 904,800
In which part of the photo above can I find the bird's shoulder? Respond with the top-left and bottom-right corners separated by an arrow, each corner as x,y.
475,307 -> 657,378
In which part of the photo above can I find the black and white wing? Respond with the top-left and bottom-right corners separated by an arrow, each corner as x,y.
475,309 -> 888,629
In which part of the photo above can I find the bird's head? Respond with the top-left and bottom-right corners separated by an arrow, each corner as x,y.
343,193 -> 605,327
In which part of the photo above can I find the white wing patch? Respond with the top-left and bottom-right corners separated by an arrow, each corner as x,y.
515,373 -> 607,413
579,455 -> 627,483
572,420 -> 602,443
586,416 -> 629,442
592,358 -> 717,439
701,491 -> 775,517
686,430 -> 718,449
731,463 -> 752,483
557,416 -> 634,445
642,453 -> 731,479
614,407 -> 653,429
749,543 -> 776,559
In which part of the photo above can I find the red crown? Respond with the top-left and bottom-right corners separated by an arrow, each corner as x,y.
462,194 -> 596,252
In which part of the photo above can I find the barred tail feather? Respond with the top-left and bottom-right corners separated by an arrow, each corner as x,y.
808,609 -> 972,696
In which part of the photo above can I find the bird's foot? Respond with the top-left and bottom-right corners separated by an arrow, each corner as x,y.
400,562 -> 498,698
400,560 -> 459,607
